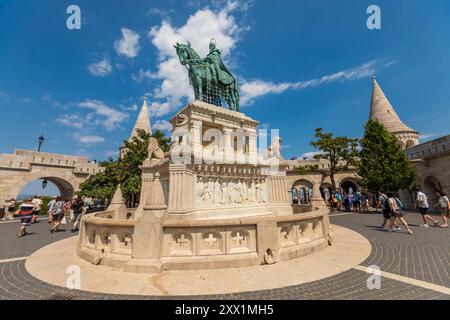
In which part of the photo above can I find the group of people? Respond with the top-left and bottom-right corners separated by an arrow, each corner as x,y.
377,188 -> 449,235
10,195 -> 93,238
329,191 -> 371,213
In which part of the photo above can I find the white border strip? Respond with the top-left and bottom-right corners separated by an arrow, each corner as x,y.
353,265 -> 450,295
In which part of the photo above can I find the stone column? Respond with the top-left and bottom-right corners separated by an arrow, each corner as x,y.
223,127 -> 234,164
248,129 -> 257,165
128,172 -> 167,273
310,181 -> 333,245
190,120 -> 202,164
167,164 -> 195,214
309,181 -> 327,210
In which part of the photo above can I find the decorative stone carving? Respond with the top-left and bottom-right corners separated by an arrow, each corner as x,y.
147,137 -> 165,165
195,175 -> 267,206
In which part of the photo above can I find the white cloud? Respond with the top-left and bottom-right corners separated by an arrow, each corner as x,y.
74,133 -> 105,144
56,114 -> 84,129
147,1 -> 246,117
132,68 -> 158,82
153,120 -> 173,132
88,58 -> 113,77
78,99 -> 128,131
114,28 -> 141,58
0,91 -> 9,98
420,133 -> 441,141
240,59 -> 397,105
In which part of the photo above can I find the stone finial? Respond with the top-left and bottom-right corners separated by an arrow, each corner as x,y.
144,172 -> 167,212
107,184 -> 126,211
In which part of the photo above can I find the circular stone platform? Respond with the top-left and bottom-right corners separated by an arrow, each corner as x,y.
25,225 -> 371,296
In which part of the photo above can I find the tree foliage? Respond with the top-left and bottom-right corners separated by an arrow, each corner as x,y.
357,120 -> 415,193
310,128 -> 359,190
77,129 -> 171,205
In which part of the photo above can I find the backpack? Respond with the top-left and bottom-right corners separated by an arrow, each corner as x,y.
395,197 -> 405,211
380,195 -> 391,212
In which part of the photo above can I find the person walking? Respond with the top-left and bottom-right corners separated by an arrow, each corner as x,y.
47,196 -> 56,223
336,192 -> 342,211
50,196 -> 65,233
361,192 -> 369,213
330,192 -> 338,213
377,191 -> 399,230
434,190 -> 449,228
413,188 -> 439,227
14,197 -> 37,237
343,193 -> 351,212
31,195 -> 42,224
3,198 -> 16,220
353,191 -> 361,212
71,196 -> 84,232
387,192 -> 413,234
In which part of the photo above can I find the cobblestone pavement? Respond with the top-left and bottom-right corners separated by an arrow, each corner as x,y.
0,212 -> 448,300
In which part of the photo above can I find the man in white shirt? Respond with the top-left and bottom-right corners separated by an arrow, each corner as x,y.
31,195 -> 43,223
413,188 -> 439,227
47,196 -> 57,223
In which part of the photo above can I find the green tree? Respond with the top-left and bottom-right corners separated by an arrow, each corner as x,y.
310,128 -> 359,191
358,120 -> 415,192
77,129 -> 171,206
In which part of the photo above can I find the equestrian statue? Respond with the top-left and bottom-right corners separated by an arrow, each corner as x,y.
174,39 -> 240,112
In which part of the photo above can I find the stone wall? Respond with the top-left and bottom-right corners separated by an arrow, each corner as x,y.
0,149 -> 101,201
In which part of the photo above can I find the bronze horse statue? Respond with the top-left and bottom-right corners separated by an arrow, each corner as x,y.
174,41 -> 240,112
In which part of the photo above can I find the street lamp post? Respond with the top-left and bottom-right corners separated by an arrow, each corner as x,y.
38,135 -> 44,152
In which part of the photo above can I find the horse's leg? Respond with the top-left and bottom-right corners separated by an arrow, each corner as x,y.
226,85 -> 235,111
196,74 -> 203,101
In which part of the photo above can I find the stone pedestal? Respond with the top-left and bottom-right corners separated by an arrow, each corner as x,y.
77,100 -> 333,273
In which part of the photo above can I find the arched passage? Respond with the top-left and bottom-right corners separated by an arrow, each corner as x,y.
292,179 -> 313,204
12,175 -> 76,201
340,179 -> 358,195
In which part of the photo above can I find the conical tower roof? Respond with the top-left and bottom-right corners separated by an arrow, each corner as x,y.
369,76 -> 418,134
129,97 -> 152,141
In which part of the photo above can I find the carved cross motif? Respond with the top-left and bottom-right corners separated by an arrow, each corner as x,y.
204,233 -> 218,248
233,232 -> 245,246
176,233 -> 190,247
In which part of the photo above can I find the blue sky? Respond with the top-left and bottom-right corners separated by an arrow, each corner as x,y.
1,0 -> 450,194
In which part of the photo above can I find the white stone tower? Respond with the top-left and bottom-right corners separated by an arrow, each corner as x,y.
119,97 -> 152,158
369,76 -> 419,149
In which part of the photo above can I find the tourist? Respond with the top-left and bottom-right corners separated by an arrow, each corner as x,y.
14,197 -> 37,237
413,188 -> 439,227
335,192 -> 342,211
71,195 -> 84,232
434,190 -> 449,228
377,191 -> 394,229
31,195 -> 42,224
47,196 -> 57,223
330,192 -> 338,212
361,192 -> 369,213
50,196 -> 65,233
353,191 -> 361,212
3,198 -> 16,220
343,193 -> 351,212
387,192 -> 413,234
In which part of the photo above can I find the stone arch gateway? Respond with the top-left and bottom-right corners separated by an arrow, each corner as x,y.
0,149 -> 101,201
